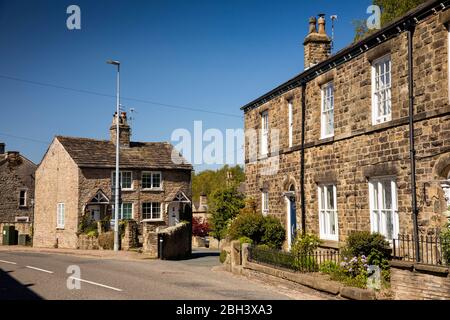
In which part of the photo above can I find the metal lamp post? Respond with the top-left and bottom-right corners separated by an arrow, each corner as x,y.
107,59 -> 120,252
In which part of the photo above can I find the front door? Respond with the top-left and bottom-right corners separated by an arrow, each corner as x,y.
169,203 -> 180,226
89,205 -> 101,221
288,196 -> 297,248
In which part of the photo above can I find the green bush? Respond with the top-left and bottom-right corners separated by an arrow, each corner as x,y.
291,233 -> 322,256
261,216 -> 286,249
86,230 -> 98,238
319,260 -> 340,274
239,236 -> 253,246
343,231 -> 391,260
228,212 -> 285,249
219,250 -> 228,264
228,212 -> 264,242
441,226 -> 450,264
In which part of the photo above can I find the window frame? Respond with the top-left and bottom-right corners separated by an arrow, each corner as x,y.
141,202 -> 162,221
111,171 -> 133,191
318,184 -> 338,241
320,81 -> 335,139
120,202 -> 134,220
262,191 -> 269,216
19,189 -> 27,207
260,111 -> 269,156
288,100 -> 293,148
368,177 -> 399,241
141,171 -> 163,190
371,54 -> 392,125
57,203 -> 65,229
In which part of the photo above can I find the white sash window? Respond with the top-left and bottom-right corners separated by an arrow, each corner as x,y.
372,55 -> 392,125
369,178 -> 399,241
318,185 -> 338,241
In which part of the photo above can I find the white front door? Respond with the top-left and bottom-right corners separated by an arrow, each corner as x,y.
169,203 -> 180,226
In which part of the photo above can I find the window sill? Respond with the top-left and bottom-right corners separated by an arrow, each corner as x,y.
141,219 -> 164,223
56,227 -> 65,230
319,239 -> 340,249
319,135 -> 334,142
121,189 -> 134,192
141,188 -> 163,192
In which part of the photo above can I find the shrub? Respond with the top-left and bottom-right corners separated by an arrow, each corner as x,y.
228,211 -> 285,249
98,231 -> 114,250
86,230 -> 98,238
319,260 -> 340,274
261,216 -> 286,249
228,212 -> 265,242
219,250 -> 228,264
192,217 -> 210,237
291,233 -> 322,256
343,231 -> 391,262
239,236 -> 253,245
441,225 -> 450,264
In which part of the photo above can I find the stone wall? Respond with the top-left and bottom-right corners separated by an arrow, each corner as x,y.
33,139 -> 80,249
77,234 -> 99,250
390,260 -> 450,300
158,222 -> 191,260
0,152 -> 36,223
121,220 -> 139,250
243,10 -> 450,247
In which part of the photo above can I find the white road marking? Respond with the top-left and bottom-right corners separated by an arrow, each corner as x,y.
0,259 -> 17,265
68,276 -> 123,292
26,265 -> 54,274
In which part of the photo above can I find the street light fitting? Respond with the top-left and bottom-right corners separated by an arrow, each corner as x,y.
107,60 -> 120,66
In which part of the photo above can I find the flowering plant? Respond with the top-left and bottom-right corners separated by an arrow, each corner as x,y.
339,255 -> 369,279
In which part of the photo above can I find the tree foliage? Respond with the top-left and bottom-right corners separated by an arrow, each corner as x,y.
192,217 -> 210,237
227,199 -> 286,249
191,165 -> 245,202
353,0 -> 427,41
209,187 -> 245,242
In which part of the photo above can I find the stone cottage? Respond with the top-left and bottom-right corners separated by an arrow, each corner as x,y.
33,112 -> 193,249
241,0 -> 450,250
0,143 -> 37,244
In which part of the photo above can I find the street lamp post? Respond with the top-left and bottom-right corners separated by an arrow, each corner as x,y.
107,59 -> 121,252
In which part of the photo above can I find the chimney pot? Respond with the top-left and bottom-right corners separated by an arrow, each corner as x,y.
318,14 -> 326,35
308,17 -> 317,34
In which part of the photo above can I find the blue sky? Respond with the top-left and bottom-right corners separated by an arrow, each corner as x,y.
0,0 -> 371,172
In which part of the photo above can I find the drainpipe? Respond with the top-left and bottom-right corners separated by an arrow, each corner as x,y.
407,24 -> 420,262
300,82 -> 307,235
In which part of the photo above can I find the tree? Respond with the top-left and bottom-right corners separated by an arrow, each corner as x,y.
209,187 -> 245,243
191,165 -> 245,202
353,0 -> 427,41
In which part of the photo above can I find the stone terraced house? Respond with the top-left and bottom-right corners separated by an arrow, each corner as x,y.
0,143 -> 37,244
241,0 -> 450,250
33,112 -> 192,249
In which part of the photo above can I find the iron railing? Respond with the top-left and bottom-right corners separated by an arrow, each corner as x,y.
393,234 -> 450,266
247,245 -> 340,273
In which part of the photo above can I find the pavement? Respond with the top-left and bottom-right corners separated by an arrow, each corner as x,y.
0,246 -> 331,300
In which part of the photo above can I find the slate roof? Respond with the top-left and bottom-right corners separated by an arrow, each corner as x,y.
56,136 -> 192,170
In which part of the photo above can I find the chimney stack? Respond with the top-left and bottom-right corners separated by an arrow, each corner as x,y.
110,112 -> 131,147
303,14 -> 331,70
0,143 -> 4,155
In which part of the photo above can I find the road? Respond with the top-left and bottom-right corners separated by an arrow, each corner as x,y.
0,249 -> 329,300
